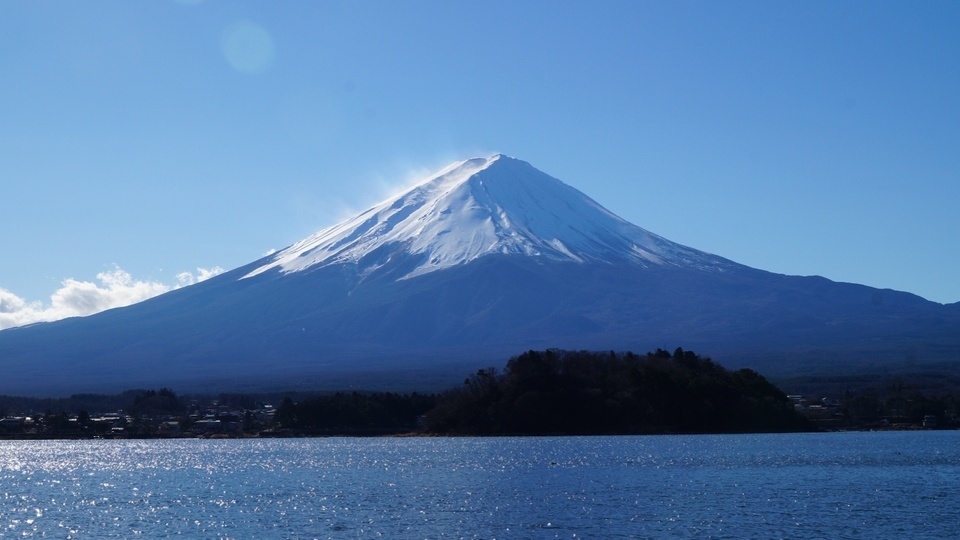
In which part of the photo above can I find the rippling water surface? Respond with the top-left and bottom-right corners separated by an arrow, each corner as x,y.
1,432 -> 958,538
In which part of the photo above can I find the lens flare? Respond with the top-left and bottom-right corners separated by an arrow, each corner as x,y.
220,21 -> 275,75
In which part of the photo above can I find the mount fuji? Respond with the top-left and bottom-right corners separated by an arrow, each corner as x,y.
1,155 -> 958,396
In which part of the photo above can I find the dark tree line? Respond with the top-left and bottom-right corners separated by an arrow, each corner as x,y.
273,391 -> 436,434
129,388 -> 186,417
424,348 -> 812,435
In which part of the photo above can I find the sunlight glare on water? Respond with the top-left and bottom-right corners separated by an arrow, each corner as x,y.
0,433 -> 958,538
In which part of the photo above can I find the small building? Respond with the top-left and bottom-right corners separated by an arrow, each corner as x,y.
159,421 -> 182,434
0,417 -> 26,432
194,419 -> 222,433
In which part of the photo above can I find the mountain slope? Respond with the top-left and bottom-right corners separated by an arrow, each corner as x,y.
0,155 -> 957,396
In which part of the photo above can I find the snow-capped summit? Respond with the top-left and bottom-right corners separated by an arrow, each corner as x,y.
245,154 -> 734,281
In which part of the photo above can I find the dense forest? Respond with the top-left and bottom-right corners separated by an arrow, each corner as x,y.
424,348 -> 811,434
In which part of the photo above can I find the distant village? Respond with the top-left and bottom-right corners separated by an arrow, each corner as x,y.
0,388 -> 434,439
0,399 -> 280,439
788,394 -> 952,431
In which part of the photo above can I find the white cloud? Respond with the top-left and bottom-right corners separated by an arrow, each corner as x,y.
0,289 -> 31,315
0,265 -> 224,331
176,266 -> 225,286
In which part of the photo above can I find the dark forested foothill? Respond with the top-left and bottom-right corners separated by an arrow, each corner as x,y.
424,348 -> 813,435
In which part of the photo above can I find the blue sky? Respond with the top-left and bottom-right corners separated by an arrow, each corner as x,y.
1,1 -> 958,327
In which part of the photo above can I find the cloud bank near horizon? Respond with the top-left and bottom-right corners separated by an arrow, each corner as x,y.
0,266 -> 223,330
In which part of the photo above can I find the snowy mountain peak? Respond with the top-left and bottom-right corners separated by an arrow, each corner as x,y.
243,155 -> 735,281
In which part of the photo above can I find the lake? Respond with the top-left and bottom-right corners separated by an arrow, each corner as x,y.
1,432 -> 957,538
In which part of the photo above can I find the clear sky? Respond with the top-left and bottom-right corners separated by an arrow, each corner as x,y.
1,1 -> 958,328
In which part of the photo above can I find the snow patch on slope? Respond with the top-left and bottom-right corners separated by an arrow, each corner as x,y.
244,154 -> 734,281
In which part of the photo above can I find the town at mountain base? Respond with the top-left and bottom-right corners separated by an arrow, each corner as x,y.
0,155 -> 957,396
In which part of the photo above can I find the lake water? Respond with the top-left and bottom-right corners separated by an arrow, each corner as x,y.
1,432 -> 957,538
